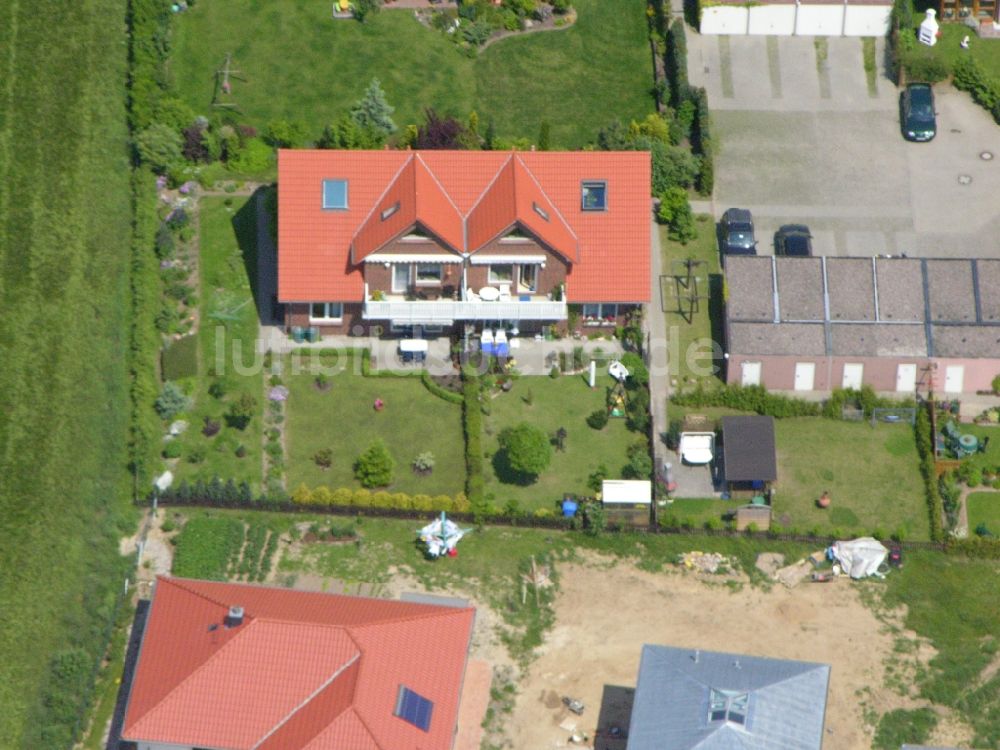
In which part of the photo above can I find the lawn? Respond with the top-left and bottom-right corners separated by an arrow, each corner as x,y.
169,0 -> 653,147
884,548 -> 1000,747
285,361 -> 466,496
906,21 -> 1000,80
667,407 -> 929,539
482,374 -> 639,512
658,218 -> 724,387
171,196 -> 263,486
0,0 -> 136,745
967,491 -> 1000,534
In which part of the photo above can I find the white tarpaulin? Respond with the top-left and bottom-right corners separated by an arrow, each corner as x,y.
830,537 -> 889,579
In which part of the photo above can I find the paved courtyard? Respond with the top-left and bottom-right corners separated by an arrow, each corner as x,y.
688,34 -> 1000,258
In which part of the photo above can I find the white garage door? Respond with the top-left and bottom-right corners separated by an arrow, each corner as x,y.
944,365 -> 964,394
842,363 -> 864,390
741,361 -> 762,386
896,363 -> 917,392
794,362 -> 815,391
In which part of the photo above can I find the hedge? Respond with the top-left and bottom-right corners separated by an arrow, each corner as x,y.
128,167 -> 163,492
952,56 -> 1000,124
665,20 -> 690,109
915,403 -> 945,542
672,383 -> 823,418
290,485 -> 471,512
689,86 -> 714,195
421,369 -> 464,404
161,333 -> 199,380
127,0 -> 173,131
821,386 -> 916,419
462,371 -> 486,512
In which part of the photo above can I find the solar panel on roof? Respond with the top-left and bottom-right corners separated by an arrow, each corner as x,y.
395,685 -> 433,731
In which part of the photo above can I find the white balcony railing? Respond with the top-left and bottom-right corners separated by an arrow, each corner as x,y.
363,298 -> 567,323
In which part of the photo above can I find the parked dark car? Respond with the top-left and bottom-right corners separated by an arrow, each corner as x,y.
900,83 -> 936,142
774,224 -> 813,256
719,208 -> 757,255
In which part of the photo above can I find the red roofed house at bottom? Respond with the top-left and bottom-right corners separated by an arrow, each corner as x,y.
119,576 -> 479,750
277,149 -> 651,338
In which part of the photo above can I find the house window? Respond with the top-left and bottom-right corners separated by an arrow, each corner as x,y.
309,302 -> 344,322
488,264 -> 514,284
395,686 -> 434,731
415,264 -> 442,284
322,179 -> 348,210
708,689 -> 749,726
518,264 -> 538,293
380,201 -> 400,221
532,202 -> 550,221
581,181 -> 607,211
582,304 -> 618,324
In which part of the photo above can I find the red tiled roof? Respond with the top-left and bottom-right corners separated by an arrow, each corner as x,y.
278,149 -> 650,303
122,577 -> 475,750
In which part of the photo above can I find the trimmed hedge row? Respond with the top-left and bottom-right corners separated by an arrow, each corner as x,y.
665,20 -> 689,109
672,383 -> 823,418
128,171 -> 164,493
127,0 -> 173,131
290,484 -> 471,512
915,403 -> 946,542
689,86 -> 713,195
462,372 -> 486,511
421,370 -> 464,404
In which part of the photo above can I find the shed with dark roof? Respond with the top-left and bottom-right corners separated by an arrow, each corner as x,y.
721,416 -> 777,492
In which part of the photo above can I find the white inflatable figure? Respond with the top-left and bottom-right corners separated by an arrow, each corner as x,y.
608,360 -> 630,383
418,511 -> 471,558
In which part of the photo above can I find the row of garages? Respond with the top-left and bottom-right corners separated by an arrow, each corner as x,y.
701,1 -> 891,37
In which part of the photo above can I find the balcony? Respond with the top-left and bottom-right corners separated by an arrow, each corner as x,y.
362,284 -> 567,324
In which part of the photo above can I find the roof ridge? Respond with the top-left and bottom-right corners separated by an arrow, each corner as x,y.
162,575 -> 240,612
464,152 -> 515,224
414,153 -> 463,219
349,704 -> 390,750
514,153 -> 580,246
350,153 -> 415,262
251,651 -> 361,750
346,603 -> 475,632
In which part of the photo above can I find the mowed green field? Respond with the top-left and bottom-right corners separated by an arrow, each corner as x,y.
169,0 -> 653,147
0,1 -> 134,745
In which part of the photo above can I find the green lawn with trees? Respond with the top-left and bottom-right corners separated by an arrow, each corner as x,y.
0,1 -> 135,745
482,373 -> 640,513
169,0 -> 653,148
167,197 -> 264,487
285,361 -> 466,496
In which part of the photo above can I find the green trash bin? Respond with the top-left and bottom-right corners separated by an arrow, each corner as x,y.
291,326 -> 305,343
306,326 -> 321,343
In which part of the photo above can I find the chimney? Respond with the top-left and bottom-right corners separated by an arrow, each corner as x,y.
225,605 -> 245,628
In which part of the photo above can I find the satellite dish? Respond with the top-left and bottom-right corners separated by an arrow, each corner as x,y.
608,360 -> 630,383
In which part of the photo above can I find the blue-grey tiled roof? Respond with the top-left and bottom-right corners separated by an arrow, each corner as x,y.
626,645 -> 831,750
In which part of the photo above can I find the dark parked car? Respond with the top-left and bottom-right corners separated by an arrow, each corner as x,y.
900,83 -> 936,142
719,208 -> 757,255
774,224 -> 813,256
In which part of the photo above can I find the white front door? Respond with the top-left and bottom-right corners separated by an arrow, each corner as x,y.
741,361 -> 762,386
944,365 -> 965,394
842,363 -> 864,390
896,363 -> 917,392
794,362 -> 815,391
392,264 -> 409,293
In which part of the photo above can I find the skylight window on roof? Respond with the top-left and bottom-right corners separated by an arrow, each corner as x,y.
532,201 -> 550,221
322,179 -> 348,210
381,201 -> 400,221
581,181 -> 607,211
708,689 -> 749,727
395,686 -> 434,732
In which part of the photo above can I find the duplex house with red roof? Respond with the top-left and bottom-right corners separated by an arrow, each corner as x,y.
277,149 -> 650,336
120,576 -> 477,750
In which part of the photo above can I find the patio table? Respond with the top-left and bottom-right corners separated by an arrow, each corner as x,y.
478,286 -> 500,302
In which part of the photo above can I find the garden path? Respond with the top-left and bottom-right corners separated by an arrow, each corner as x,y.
648,218 -> 670,488
955,485 -> 1000,537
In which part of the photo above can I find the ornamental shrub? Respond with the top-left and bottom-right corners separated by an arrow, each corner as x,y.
587,409 -> 609,430
498,422 -> 552,479
354,439 -> 395,488
155,381 -> 190,420
135,123 -> 183,173
226,392 -> 257,430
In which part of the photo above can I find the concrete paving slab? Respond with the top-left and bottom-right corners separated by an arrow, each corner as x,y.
844,230 -> 889,256
671,458 -> 719,498
727,37 -> 773,106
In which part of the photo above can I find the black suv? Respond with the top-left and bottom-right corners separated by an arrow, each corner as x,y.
901,83 -> 936,142
774,224 -> 813,256
719,208 -> 757,255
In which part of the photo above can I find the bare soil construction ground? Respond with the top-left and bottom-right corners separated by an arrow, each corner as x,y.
509,557 -> 968,750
